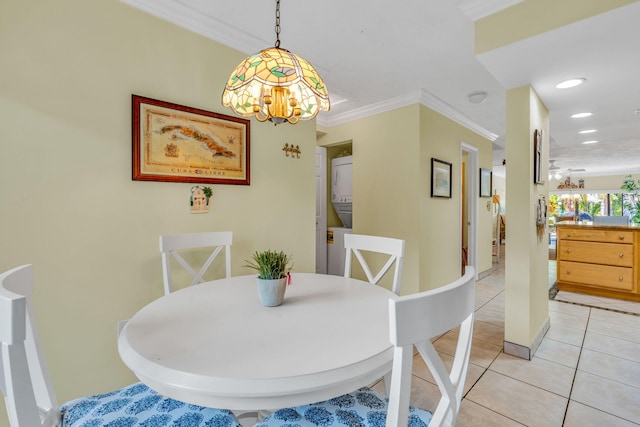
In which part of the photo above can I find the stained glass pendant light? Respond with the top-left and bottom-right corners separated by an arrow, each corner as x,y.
222,0 -> 330,125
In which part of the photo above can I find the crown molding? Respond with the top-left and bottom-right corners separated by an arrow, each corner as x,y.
318,90 -> 498,142
124,0 -> 498,142
419,91 -> 499,141
317,92 -> 421,128
120,0 -> 261,55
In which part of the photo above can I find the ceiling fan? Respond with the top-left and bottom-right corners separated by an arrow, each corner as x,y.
549,160 -> 585,178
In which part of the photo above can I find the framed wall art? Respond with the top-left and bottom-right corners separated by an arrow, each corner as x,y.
431,158 -> 452,198
132,95 -> 250,185
480,168 -> 492,197
533,129 -> 543,184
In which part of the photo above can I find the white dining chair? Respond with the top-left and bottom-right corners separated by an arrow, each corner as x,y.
255,267 -> 475,427
160,231 -> 232,295
0,264 -> 241,427
344,234 -> 405,295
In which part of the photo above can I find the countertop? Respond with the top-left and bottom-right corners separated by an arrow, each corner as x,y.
555,221 -> 640,230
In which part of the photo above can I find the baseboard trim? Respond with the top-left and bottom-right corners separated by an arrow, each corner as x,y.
503,317 -> 551,360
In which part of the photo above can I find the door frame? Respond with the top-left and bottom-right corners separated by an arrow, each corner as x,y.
461,142 -> 479,280
315,146 -> 328,273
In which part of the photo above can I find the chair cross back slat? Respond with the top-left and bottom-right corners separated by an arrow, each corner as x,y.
160,231 -> 232,295
387,267 -> 475,427
1,264 -> 242,427
170,245 -> 224,286
256,267 -> 475,427
1,265 -> 60,427
344,234 -> 405,295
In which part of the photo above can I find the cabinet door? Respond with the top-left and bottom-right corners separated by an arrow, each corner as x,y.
557,241 -> 634,267
558,261 -> 633,291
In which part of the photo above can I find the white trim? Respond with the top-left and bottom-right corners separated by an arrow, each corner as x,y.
123,0 -> 499,143
120,0 -> 498,141
120,0 -> 265,55
315,147 -> 328,274
318,90 -> 498,142
317,92 -> 421,128
461,142 -> 479,281
419,91 -> 499,141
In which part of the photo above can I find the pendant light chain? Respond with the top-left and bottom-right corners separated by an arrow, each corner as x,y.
274,0 -> 281,48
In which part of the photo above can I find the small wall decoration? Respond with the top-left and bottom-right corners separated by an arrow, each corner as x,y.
190,186 -> 212,213
479,168 -> 492,197
132,95 -> 250,185
431,158 -> 452,198
533,129 -> 543,184
557,177 -> 585,189
282,143 -> 301,158
536,196 -> 547,242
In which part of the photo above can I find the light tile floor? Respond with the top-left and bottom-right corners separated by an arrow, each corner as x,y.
373,257 -> 640,426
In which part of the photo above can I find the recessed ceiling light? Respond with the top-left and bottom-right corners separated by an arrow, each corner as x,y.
556,78 -> 586,89
582,140 -> 598,144
578,129 -> 597,134
571,112 -> 593,118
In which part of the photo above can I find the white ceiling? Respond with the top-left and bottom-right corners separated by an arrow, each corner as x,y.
122,0 -> 640,179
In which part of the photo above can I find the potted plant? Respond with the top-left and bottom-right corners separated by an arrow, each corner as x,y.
245,250 -> 293,306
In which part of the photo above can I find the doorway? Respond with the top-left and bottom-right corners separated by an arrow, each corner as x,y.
316,143 -> 353,274
461,142 -> 479,279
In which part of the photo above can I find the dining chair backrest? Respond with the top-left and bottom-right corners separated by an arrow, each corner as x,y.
159,231 -> 232,295
0,264 -> 60,427
1,265 -> 243,427
386,267 -> 475,427
344,234 -> 405,295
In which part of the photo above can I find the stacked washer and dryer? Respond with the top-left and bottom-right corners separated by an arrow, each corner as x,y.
327,156 -> 352,276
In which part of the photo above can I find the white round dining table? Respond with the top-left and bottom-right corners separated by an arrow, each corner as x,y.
118,273 -> 395,411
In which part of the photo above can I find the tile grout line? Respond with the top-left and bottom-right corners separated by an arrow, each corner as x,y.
560,306 -> 591,426
554,297 -> 640,317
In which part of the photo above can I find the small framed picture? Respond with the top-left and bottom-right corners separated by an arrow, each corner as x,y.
533,129 -> 543,184
480,168 -> 492,197
431,158 -> 452,198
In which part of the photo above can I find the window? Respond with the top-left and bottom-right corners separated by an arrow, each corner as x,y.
549,191 -> 639,223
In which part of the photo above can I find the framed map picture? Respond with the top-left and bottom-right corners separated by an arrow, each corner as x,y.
132,95 -> 250,185
431,158 -> 452,198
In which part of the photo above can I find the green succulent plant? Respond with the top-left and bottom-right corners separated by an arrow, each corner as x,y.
245,250 -> 293,280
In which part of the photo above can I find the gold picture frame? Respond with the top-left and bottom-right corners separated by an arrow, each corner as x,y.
132,95 -> 250,185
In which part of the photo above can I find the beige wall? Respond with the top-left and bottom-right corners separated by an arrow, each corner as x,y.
475,0 -> 637,54
0,0 -> 316,421
318,105 -> 494,295
419,106 -> 494,287
318,106 -> 422,294
504,86 -> 550,353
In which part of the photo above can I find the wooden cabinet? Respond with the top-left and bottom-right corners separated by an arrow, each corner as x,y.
557,224 -> 640,301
